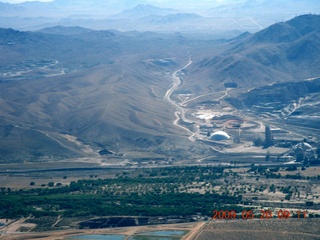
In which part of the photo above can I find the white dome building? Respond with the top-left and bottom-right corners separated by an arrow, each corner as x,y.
210,131 -> 230,141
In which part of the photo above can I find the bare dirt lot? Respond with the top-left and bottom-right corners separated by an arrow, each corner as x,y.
197,219 -> 320,240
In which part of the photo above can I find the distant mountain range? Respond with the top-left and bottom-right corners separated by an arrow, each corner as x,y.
0,0 -> 150,17
191,14 -> 320,90
0,0 -> 319,33
112,4 -> 180,19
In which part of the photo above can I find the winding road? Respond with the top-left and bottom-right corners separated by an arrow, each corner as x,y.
164,55 -> 195,138
164,55 -> 233,142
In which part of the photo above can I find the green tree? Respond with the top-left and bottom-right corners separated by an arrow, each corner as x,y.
253,137 -> 263,146
266,150 -> 270,161
264,125 -> 273,148
48,182 -> 54,187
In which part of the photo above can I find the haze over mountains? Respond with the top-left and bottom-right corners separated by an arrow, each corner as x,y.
0,0 -> 319,33
0,13 -> 319,163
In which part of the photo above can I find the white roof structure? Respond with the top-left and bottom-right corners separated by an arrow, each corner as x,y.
295,142 -> 313,150
210,131 -> 230,141
302,142 -> 312,149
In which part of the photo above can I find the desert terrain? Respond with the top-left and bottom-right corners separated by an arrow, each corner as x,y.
0,1 -> 319,239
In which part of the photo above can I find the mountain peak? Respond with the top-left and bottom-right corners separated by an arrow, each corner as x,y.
113,4 -> 179,19
133,4 -> 161,10
250,14 -> 320,44
250,22 -> 301,43
196,14 -> 320,90
287,14 -> 320,35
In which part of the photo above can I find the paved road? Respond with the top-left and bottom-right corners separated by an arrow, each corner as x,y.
164,56 -> 195,138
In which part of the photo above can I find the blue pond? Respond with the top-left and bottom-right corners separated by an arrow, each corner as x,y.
129,230 -> 187,240
68,234 -> 126,240
139,231 -> 186,236
67,230 -> 187,240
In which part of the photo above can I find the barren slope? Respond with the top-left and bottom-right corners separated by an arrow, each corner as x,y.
186,14 -> 320,93
0,28 -> 214,163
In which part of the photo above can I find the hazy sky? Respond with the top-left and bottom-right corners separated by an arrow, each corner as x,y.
0,0 -> 53,2
0,0 -> 232,3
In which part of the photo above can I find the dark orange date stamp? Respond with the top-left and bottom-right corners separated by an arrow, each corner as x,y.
212,210 -> 307,220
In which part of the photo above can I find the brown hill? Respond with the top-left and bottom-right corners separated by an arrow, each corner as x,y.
0,27 -> 212,163
188,14 -> 320,91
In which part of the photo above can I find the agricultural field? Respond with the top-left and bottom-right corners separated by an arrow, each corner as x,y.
0,165 -> 319,236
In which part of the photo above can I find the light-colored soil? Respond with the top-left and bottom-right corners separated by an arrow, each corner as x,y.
300,167 -> 320,177
224,145 -> 288,154
197,219 -> 320,240
1,221 -> 202,240
182,221 -> 206,240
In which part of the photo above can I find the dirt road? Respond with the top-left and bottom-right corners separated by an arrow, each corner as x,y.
182,221 -> 207,240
